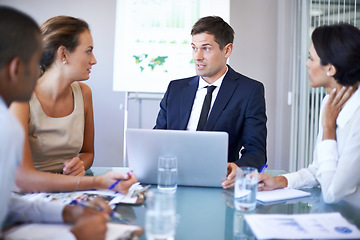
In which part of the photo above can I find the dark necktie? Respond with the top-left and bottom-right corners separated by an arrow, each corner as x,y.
197,85 -> 216,131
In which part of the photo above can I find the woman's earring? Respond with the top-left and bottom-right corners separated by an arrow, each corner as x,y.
326,72 -> 330,76
63,60 -> 67,64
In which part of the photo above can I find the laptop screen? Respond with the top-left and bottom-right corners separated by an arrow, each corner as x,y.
126,128 -> 228,187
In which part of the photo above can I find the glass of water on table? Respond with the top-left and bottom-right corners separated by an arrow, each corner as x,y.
145,189 -> 176,240
234,167 -> 258,211
157,155 -> 177,193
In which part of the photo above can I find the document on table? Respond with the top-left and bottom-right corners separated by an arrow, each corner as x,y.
3,222 -> 144,240
256,188 -> 311,203
245,212 -> 360,239
17,182 -> 149,206
20,189 -> 137,205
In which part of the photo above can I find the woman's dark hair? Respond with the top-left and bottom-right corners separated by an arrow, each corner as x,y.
312,23 -> 360,86
191,16 -> 234,50
40,16 -> 89,71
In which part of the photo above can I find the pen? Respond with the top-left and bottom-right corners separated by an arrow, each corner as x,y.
108,171 -> 132,190
108,179 -> 121,190
69,200 -> 128,223
70,199 -> 103,211
259,164 -> 268,173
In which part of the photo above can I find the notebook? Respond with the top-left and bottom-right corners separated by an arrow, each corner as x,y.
126,128 -> 228,187
256,188 -> 311,203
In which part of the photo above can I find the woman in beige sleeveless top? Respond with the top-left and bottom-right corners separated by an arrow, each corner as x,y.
10,16 -> 136,193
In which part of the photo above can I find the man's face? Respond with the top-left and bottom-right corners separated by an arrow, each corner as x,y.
17,46 -> 42,102
191,32 -> 231,83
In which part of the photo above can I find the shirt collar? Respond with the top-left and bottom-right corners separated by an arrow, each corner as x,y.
337,87 -> 360,128
198,66 -> 228,90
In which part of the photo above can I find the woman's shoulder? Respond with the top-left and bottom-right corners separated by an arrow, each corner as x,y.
75,82 -> 92,99
74,82 -> 93,113
9,101 -> 30,118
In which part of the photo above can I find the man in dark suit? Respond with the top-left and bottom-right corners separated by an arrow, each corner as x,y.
155,16 -> 267,189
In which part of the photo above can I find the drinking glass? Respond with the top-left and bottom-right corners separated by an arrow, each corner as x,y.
157,155 -> 177,192
234,167 -> 258,211
233,210 -> 255,240
145,189 -> 176,240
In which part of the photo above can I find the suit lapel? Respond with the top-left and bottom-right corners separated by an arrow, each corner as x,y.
205,67 -> 238,130
180,76 -> 198,129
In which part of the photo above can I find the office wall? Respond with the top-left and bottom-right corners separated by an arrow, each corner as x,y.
230,0 -> 292,170
0,0 -> 292,170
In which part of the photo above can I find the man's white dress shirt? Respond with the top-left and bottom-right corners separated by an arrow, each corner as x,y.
0,97 -> 75,239
186,68 -> 227,130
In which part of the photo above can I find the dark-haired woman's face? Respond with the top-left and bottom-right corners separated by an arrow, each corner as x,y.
306,44 -> 330,88
66,30 -> 97,81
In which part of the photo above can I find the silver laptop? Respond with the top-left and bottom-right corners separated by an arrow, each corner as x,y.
126,128 -> 228,187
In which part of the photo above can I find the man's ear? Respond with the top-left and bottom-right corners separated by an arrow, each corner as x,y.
224,43 -> 233,58
8,57 -> 22,83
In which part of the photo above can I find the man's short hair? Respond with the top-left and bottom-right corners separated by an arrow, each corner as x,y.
0,6 -> 40,69
191,16 -> 234,50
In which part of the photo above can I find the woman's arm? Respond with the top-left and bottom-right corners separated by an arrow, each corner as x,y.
63,83 -> 94,175
10,102 -> 137,193
317,86 -> 359,203
78,82 -> 94,170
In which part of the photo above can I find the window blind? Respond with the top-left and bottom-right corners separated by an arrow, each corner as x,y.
289,0 -> 360,171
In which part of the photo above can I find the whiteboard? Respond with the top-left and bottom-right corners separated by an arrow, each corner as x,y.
113,0 -> 230,93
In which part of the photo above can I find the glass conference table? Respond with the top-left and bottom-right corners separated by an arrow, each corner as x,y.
93,167 -> 360,240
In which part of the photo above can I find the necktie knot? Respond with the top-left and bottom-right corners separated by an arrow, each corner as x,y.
207,85 -> 216,94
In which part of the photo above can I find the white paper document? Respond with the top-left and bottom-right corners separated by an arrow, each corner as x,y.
20,190 -> 137,205
19,182 -> 150,206
4,222 -> 142,240
256,188 -> 311,203
245,212 -> 360,239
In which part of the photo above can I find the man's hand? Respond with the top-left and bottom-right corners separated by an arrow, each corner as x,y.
221,162 -> 238,189
62,198 -> 111,224
70,211 -> 109,240
62,198 -> 111,240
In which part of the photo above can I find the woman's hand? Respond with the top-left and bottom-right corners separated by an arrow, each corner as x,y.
322,86 -> 354,140
63,157 -> 86,176
97,171 -> 138,194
